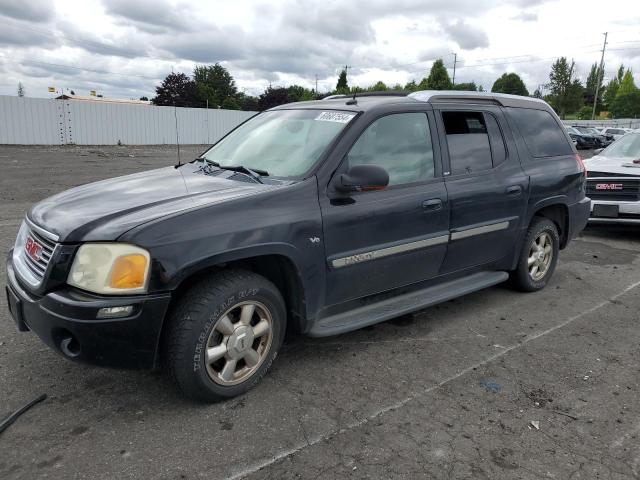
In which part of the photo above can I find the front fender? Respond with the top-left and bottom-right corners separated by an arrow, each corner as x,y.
119,178 -> 326,320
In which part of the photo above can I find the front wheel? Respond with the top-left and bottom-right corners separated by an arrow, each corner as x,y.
164,270 -> 286,402
511,217 -> 560,292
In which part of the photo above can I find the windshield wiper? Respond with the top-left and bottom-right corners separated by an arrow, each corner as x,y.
200,158 -> 268,184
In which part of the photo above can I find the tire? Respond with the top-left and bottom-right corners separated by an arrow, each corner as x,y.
163,269 -> 286,402
511,217 -> 560,292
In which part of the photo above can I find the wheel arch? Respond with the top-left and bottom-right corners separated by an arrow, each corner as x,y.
168,246 -> 309,334
532,202 -> 569,249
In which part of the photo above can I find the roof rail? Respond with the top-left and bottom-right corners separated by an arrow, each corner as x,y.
408,90 -> 546,108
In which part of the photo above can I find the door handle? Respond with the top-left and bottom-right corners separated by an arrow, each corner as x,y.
422,199 -> 443,212
506,185 -> 522,197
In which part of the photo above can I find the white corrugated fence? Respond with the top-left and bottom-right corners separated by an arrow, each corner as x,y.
0,95 -> 256,145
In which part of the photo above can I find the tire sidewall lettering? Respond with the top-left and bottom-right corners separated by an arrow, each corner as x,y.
191,290 -> 262,372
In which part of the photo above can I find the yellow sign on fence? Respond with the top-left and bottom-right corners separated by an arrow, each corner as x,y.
48,87 -> 55,93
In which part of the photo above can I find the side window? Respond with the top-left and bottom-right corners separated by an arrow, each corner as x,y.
442,111 -> 493,175
346,113 -> 435,186
507,107 -> 573,157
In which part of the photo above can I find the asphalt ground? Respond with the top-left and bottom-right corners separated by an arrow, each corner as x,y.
1,145 -> 639,480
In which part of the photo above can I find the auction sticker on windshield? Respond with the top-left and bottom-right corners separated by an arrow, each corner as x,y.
315,111 -> 356,123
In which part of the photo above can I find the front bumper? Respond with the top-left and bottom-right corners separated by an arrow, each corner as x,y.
589,199 -> 640,224
6,253 -> 172,369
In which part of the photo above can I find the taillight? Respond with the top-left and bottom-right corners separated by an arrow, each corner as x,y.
576,153 -> 586,174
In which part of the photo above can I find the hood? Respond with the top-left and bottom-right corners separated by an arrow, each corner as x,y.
29,164 -> 277,242
584,155 -> 640,176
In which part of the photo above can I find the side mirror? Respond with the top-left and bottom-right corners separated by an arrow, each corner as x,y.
334,164 -> 389,193
593,148 -> 603,155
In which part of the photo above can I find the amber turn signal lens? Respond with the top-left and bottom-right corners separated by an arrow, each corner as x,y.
109,254 -> 148,289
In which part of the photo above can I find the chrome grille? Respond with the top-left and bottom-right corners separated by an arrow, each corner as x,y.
23,229 -> 56,279
13,219 -> 59,289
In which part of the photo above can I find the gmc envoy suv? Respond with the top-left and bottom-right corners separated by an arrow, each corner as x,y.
6,91 -> 590,401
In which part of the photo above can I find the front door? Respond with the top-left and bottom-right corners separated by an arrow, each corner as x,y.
320,111 -> 449,307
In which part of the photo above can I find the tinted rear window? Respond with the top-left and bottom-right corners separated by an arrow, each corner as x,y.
507,107 -> 573,157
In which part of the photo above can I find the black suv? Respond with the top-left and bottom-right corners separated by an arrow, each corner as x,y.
6,91 -> 590,401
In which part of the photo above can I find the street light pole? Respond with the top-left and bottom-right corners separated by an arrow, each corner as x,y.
451,52 -> 458,86
592,32 -> 608,120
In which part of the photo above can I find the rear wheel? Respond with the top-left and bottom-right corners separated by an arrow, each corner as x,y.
512,217 -> 560,292
164,270 -> 286,402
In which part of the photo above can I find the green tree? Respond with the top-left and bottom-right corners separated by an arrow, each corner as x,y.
370,81 -> 388,91
258,87 -> 291,111
404,80 -> 419,92
17,82 -> 25,97
610,70 -> 640,118
617,69 -> 637,96
603,64 -> 626,109
152,72 -> 199,106
532,87 -> 543,99
221,97 -> 239,110
453,81 -> 478,91
336,69 -> 349,93
491,73 -> 529,96
193,63 -> 238,108
578,105 -> 593,119
237,93 -> 259,111
585,62 -> 603,103
611,91 -> 640,118
287,85 -> 315,102
547,57 -> 583,118
419,59 -> 452,90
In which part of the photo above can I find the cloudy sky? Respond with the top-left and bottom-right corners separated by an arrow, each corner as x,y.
0,0 -> 638,100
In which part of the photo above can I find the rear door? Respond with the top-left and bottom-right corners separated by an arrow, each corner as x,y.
320,110 -> 449,306
435,105 -> 529,273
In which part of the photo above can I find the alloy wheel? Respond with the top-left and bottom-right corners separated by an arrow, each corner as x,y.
528,232 -> 553,281
204,301 -> 273,386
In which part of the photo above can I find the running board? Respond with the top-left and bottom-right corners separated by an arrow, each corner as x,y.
308,271 -> 509,337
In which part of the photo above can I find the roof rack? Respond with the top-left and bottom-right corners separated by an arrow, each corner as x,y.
323,91 -> 409,100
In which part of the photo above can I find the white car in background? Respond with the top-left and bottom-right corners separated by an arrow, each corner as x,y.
584,132 -> 640,224
599,127 -> 633,141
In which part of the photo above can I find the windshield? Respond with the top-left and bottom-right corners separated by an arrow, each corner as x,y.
599,133 -> 640,159
202,109 -> 356,177
566,127 -> 579,135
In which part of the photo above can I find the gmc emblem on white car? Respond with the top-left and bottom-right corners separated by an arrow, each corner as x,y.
595,183 -> 624,190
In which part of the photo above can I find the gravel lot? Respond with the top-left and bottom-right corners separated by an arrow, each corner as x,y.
1,145 -> 639,480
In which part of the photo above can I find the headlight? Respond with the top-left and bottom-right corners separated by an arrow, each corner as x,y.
67,243 -> 150,294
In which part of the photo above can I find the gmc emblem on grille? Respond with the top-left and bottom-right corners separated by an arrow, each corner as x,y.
25,236 -> 43,262
595,183 -> 624,190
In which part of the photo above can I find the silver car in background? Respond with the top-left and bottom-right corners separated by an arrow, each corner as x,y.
584,132 -> 640,224
599,127 -> 633,141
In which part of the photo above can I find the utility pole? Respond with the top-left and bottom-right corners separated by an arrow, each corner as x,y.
315,74 -> 318,98
451,53 -> 458,86
592,32 -> 608,120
